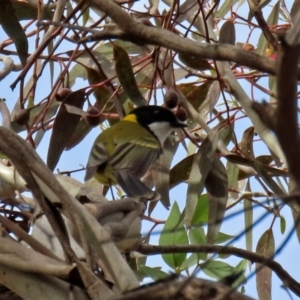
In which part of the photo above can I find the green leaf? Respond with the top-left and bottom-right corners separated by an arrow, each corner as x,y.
114,45 -> 146,106
180,253 -> 199,270
256,229 -> 274,300
227,160 -> 239,202
191,194 -> 209,226
159,202 -> 189,270
232,260 -> 248,288
66,63 -> 87,87
82,6 -> 90,26
244,200 -> 253,253
177,81 -> 213,111
188,227 -> 207,261
12,1 -> 54,20
205,157 -> 228,245
215,232 -> 235,244
153,137 -> 179,209
169,154 -> 194,189
201,261 -> 235,280
185,133 -> 218,227
0,0 -> 28,66
86,67 -> 116,113
280,216 -> 286,234
138,265 -> 168,281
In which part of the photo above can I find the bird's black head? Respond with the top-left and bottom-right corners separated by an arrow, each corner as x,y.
129,105 -> 187,129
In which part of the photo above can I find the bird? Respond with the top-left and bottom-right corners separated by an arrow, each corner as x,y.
84,105 -> 187,199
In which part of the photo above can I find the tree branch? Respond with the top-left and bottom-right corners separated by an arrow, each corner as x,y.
138,244 -> 300,297
86,0 -> 277,75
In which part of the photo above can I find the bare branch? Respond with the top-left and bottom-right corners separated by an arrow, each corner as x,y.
138,244 -> 300,297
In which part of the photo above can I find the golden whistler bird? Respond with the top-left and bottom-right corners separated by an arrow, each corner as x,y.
85,105 -> 187,199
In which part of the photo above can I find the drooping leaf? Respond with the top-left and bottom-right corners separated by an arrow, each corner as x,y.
240,126 -> 255,160
0,0 -> 28,66
280,216 -> 286,234
244,180 -> 253,253
252,161 -> 285,196
226,160 -> 239,203
86,67 -> 117,115
12,0 -> 54,20
169,154 -> 194,189
48,39 -> 54,88
152,137 -> 179,209
159,202 -> 189,270
177,81 -> 213,111
256,229 -> 274,300
205,157 -> 228,245
65,119 -> 93,150
188,227 -> 207,261
213,119 -> 233,146
113,45 -> 146,107
157,47 -> 173,89
47,89 -> 86,171
134,62 -> 155,90
205,81 -> 221,116
291,0 -> 300,19
185,133 -> 218,227
82,6 -> 90,26
191,194 -> 209,226
219,20 -> 236,45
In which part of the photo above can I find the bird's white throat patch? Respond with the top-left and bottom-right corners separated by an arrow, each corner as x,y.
148,121 -> 174,146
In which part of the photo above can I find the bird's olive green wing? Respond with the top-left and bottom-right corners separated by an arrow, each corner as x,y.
84,141 -> 108,181
109,139 -> 162,198
109,140 -> 162,176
